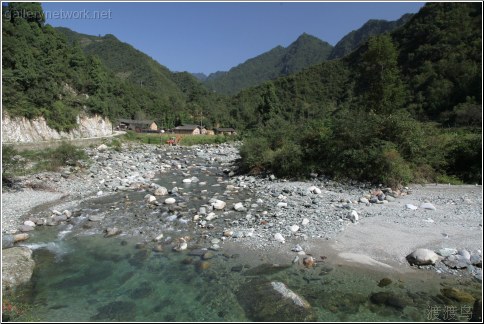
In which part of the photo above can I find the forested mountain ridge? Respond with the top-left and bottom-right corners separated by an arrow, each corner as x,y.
328,13 -> 413,60
235,2 -> 481,185
2,2 -> 233,133
203,33 -> 333,95
57,27 -> 233,128
56,27 -> 182,99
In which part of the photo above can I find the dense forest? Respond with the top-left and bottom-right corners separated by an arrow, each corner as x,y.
2,2 -> 481,186
234,2 -> 482,186
2,2 -> 233,131
327,13 -> 413,60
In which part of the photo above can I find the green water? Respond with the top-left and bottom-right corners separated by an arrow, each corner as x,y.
11,231 -> 481,322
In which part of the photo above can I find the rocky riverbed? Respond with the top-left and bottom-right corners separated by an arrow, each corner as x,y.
2,142 -> 483,274
2,142 -> 482,321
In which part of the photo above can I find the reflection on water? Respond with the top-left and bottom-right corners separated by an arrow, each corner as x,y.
12,233 -> 481,322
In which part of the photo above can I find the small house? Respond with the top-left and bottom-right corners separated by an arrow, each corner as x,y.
214,127 -> 236,135
173,124 -> 206,135
118,119 -> 158,132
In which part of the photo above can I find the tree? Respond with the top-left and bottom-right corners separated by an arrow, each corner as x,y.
357,34 -> 406,114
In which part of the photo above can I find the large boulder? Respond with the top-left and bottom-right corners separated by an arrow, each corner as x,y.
2,247 -> 35,291
406,248 -> 439,266
237,279 -> 315,321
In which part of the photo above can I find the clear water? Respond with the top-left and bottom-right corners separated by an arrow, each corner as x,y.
11,230 -> 480,322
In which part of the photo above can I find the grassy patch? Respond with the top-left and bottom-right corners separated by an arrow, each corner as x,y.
2,142 -> 88,186
121,131 -> 236,146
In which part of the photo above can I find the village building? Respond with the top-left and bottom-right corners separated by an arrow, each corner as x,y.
214,127 -> 236,135
118,119 -> 158,132
173,124 -> 206,135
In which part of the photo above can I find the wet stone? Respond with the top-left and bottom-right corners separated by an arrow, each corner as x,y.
377,278 -> 392,287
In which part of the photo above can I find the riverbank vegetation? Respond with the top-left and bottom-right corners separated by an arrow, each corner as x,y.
2,143 -> 87,187
121,131 -> 237,146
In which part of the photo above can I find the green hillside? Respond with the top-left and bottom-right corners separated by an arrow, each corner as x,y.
2,2 -> 232,133
328,13 -> 413,60
204,33 -> 333,95
235,2 -> 481,186
56,27 -> 232,128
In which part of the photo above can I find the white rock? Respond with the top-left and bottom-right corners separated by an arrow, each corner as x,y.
211,238 -> 220,244
348,210 -> 359,223
182,178 -> 192,183
406,248 -> 439,265
164,197 -> 176,205
458,249 -> 471,260
173,241 -> 187,251
154,233 -> 164,241
359,197 -> 369,204
405,204 -> 418,210
223,229 -> 233,237
63,210 -> 72,218
193,215 -> 200,221
154,186 -> 168,196
233,202 -> 245,211
301,218 -> 310,226
277,202 -> 288,208
23,221 -> 36,227
210,244 -> 221,251
289,225 -> 299,233
274,233 -> 285,243
212,200 -> 226,210
145,195 -> 157,203
308,186 -> 321,194
205,212 -> 217,221
97,144 -> 108,151
96,191 -> 103,196
420,202 -> 436,210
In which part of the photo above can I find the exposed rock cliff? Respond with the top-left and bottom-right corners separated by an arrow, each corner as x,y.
2,114 -> 112,143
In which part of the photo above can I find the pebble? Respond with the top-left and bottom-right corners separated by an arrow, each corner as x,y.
23,220 -> 36,227
405,204 -> 418,210
289,225 -> 299,233
164,198 -> 176,205
420,202 -> 436,210
274,233 -> 285,243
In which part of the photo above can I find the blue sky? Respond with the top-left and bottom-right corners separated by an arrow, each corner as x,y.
41,1 -> 426,75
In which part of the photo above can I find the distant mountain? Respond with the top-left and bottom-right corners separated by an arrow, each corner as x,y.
203,33 -> 333,95
191,73 -> 208,81
328,13 -> 413,60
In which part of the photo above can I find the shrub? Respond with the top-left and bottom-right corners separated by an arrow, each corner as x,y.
50,142 -> 87,169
